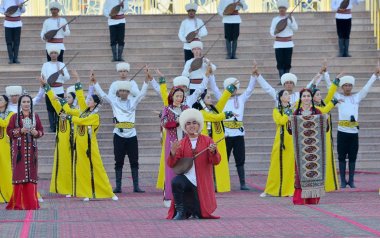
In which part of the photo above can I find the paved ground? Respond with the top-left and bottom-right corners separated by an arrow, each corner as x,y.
0,171 -> 379,238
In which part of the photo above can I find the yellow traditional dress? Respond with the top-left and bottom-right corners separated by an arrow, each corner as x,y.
199,90 -> 233,192
264,108 -> 295,197
0,110 -> 14,203
62,83 -> 115,199
45,85 -> 74,195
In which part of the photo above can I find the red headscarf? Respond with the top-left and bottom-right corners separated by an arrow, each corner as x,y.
168,87 -> 185,106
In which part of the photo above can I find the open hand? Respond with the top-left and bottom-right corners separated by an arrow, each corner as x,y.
71,70 -> 80,83
170,140 -> 181,156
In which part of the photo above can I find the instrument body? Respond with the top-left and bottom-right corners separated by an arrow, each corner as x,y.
47,52 -> 79,85
185,14 -> 218,43
110,0 -> 125,18
4,0 -> 29,16
223,0 -> 240,15
339,0 -> 350,9
44,16 -> 78,42
274,1 -> 301,35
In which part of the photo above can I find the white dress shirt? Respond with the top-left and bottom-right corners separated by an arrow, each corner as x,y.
41,61 -> 70,95
331,0 -> 360,19
103,0 -> 128,26
184,138 -> 198,186
270,16 -> 298,48
178,18 -> 208,50
0,0 -> 25,28
217,0 -> 248,24
40,17 -> 71,50
182,58 -> 216,91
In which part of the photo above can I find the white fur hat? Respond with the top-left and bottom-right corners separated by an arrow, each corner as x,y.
49,1 -> 62,10
223,77 -> 240,90
173,76 -> 190,88
66,85 -> 75,95
185,3 -> 198,11
5,86 -> 22,96
281,73 -> 297,86
277,0 -> 289,8
116,62 -> 130,72
179,108 -> 204,133
190,40 -> 203,50
46,45 -> 61,55
339,75 -> 355,87
115,81 -> 132,91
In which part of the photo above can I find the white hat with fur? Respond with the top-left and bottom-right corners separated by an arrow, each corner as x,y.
49,1 -> 62,10
190,41 -> 203,50
5,86 -> 22,96
116,62 -> 130,72
179,108 -> 204,133
281,73 -> 297,86
339,76 -> 355,87
173,76 -> 190,88
277,0 -> 289,8
185,3 -> 198,11
46,45 -> 61,55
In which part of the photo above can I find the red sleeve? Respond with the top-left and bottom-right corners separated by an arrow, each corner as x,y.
6,114 -> 21,138
33,113 -> 44,138
164,121 -> 179,129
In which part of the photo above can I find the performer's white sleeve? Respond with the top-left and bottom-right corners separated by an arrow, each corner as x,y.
331,0 -> 340,10
208,74 -> 222,100
288,16 -> 298,31
256,74 -> 276,101
94,83 -> 112,104
357,74 -> 377,102
240,0 -> 249,10
182,60 -> 191,77
86,85 -> 94,103
103,0 -> 111,17
121,0 -> 129,14
0,2 -> 5,14
61,64 -> 70,82
178,20 -> 187,43
40,20 -> 47,40
186,76 -> 209,107
130,82 -> 148,111
323,72 -> 332,89
62,18 -> 70,36
32,87 -> 45,105
269,18 -> 277,37
150,78 -> 161,96
198,19 -> 208,38
241,75 -> 256,103
217,1 -> 225,17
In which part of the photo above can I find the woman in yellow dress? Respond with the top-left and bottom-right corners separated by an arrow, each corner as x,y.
0,95 -> 14,203
59,73 -> 117,201
262,90 -> 295,197
43,83 -> 76,197
192,80 -> 237,192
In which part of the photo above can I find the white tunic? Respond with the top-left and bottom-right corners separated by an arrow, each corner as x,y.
331,0 -> 360,19
0,0 -> 25,28
178,18 -> 208,50
103,0 -> 128,26
95,82 -> 148,138
41,61 -> 70,95
40,17 -> 70,51
217,0 -> 248,24
324,72 -> 378,134
182,58 -> 216,91
185,138 -> 198,186
270,16 -> 298,48
209,75 -> 256,137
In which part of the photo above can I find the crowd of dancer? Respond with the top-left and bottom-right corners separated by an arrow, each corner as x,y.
0,0 -> 379,221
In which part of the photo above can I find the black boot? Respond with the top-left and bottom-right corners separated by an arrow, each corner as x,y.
339,161 -> 347,188
348,162 -> 356,188
231,40 -> 238,59
338,39 -> 345,57
225,39 -> 232,59
6,43 -> 13,64
117,45 -> 125,61
13,43 -> 20,64
172,192 -> 186,220
131,168 -> 145,193
111,45 -> 117,62
237,166 -> 250,190
113,169 -> 122,193
343,39 -> 351,57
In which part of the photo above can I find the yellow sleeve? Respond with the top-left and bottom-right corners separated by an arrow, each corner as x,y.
62,103 -> 81,117
272,108 -> 289,126
46,89 -> 63,114
317,102 -> 335,114
201,110 -> 226,122
72,113 -> 99,126
160,83 -> 169,106
76,88 -> 87,111
215,90 -> 232,112
0,112 -> 14,127
324,83 -> 338,103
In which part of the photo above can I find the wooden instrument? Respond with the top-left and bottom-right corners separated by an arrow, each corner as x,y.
185,13 -> 218,43
47,52 -> 79,85
190,35 -> 221,72
129,65 -> 146,81
4,0 -> 30,16
223,0 -> 240,15
274,1 -> 302,35
339,0 -> 350,9
44,15 -> 79,42
172,136 -> 225,175
110,0 -> 125,18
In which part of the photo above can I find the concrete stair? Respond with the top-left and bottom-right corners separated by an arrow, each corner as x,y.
0,12 -> 379,179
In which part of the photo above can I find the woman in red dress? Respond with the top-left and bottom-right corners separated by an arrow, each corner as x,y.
6,94 -> 44,210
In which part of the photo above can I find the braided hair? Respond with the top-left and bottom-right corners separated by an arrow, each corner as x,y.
0,95 -> 9,112
277,90 -> 290,115
311,88 -> 326,107
294,88 -> 317,115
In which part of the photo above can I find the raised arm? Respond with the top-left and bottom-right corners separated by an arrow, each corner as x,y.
32,87 -> 45,106
72,113 -> 100,126
357,74 -> 378,102
130,82 -> 149,111
256,74 -> 276,101
208,74 -> 222,100
186,75 -> 209,107
44,84 -> 63,114
241,75 -> 257,103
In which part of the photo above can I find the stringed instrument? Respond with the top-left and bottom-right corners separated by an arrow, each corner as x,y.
110,0 -> 125,18
190,35 -> 221,72
339,0 -> 350,9
44,15 -> 79,42
223,0 -> 240,15
185,13 -> 218,43
4,0 -> 30,16
47,52 -> 79,85
172,136 -> 225,175
274,1 -> 301,35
